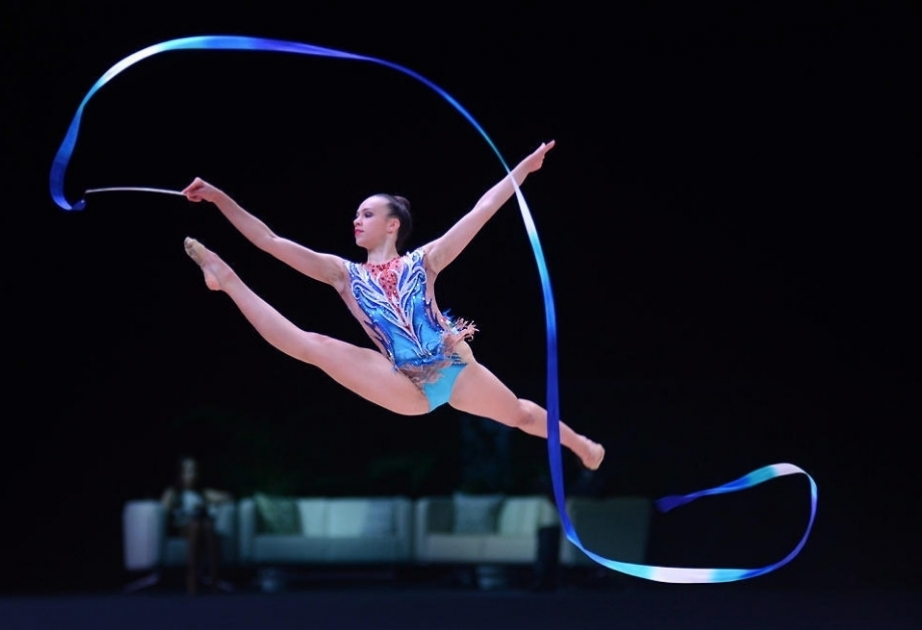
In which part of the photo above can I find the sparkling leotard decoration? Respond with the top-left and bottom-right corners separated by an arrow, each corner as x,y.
346,248 -> 475,386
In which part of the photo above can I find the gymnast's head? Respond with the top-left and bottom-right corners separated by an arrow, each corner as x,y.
353,194 -> 413,252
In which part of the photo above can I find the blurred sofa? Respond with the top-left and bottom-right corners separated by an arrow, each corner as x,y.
236,495 -> 414,566
414,494 -> 558,564
122,493 -> 652,589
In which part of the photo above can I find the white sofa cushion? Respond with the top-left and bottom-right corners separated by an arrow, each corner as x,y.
326,500 -> 363,537
361,500 -> 397,536
481,536 -> 536,562
421,533 -> 539,564
424,534 -> 490,561
254,493 -> 301,534
254,535 -> 331,563
498,497 -> 554,535
297,499 -> 328,536
328,538 -> 405,563
452,494 -> 504,533
325,499 -> 396,537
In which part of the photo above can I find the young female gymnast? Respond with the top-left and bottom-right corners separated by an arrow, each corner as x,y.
181,140 -> 605,470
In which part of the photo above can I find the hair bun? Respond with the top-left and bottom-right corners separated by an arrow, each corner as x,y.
394,195 -> 411,211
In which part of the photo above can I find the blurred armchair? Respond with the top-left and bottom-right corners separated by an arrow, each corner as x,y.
121,499 -> 237,592
559,496 -> 652,568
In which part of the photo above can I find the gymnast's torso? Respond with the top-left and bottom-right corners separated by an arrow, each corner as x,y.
339,247 -> 475,384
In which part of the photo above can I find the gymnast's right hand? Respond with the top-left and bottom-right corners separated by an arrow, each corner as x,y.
182,177 -> 221,203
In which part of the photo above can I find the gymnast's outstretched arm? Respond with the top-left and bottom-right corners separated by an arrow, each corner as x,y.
182,178 -> 347,291
423,140 -> 555,274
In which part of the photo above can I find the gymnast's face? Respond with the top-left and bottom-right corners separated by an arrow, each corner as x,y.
353,196 -> 399,248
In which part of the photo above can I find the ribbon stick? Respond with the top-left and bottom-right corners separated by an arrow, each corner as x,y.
68,187 -> 184,210
84,186 -> 183,196
50,36 -> 817,583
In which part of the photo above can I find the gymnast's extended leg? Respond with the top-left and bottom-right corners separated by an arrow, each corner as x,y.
448,352 -> 605,470
183,238 -> 430,416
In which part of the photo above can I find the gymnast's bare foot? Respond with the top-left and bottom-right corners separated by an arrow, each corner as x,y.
581,439 -> 605,471
184,237 -> 224,291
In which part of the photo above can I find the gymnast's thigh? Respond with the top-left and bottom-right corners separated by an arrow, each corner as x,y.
447,359 -> 523,424
301,335 -> 430,416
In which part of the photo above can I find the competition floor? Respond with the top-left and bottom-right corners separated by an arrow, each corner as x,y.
1,570 -> 916,630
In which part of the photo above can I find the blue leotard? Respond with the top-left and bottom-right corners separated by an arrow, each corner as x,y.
346,248 -> 475,410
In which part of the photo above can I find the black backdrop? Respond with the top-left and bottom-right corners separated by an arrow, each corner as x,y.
2,3 -> 918,592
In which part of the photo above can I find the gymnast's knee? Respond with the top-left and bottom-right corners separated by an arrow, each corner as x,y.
512,399 -> 540,428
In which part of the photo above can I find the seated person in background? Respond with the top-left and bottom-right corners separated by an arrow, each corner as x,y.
160,456 -> 233,594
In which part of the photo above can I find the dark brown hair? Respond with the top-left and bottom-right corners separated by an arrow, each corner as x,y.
376,194 -> 413,251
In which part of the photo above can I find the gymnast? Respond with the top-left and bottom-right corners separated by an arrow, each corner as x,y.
181,140 -> 605,470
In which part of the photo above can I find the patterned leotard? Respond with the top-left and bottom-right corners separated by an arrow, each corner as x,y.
345,248 -> 476,389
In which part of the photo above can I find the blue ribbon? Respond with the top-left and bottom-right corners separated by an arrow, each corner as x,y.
49,36 -> 817,583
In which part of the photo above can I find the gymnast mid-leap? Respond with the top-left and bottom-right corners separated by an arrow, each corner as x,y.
182,140 -> 605,470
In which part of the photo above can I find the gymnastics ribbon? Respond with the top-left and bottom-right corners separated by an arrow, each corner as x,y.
49,36 -> 817,583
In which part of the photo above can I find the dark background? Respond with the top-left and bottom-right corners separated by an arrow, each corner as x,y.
2,2 -> 918,594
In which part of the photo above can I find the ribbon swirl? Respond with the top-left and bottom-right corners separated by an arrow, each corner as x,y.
49,35 -> 817,583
